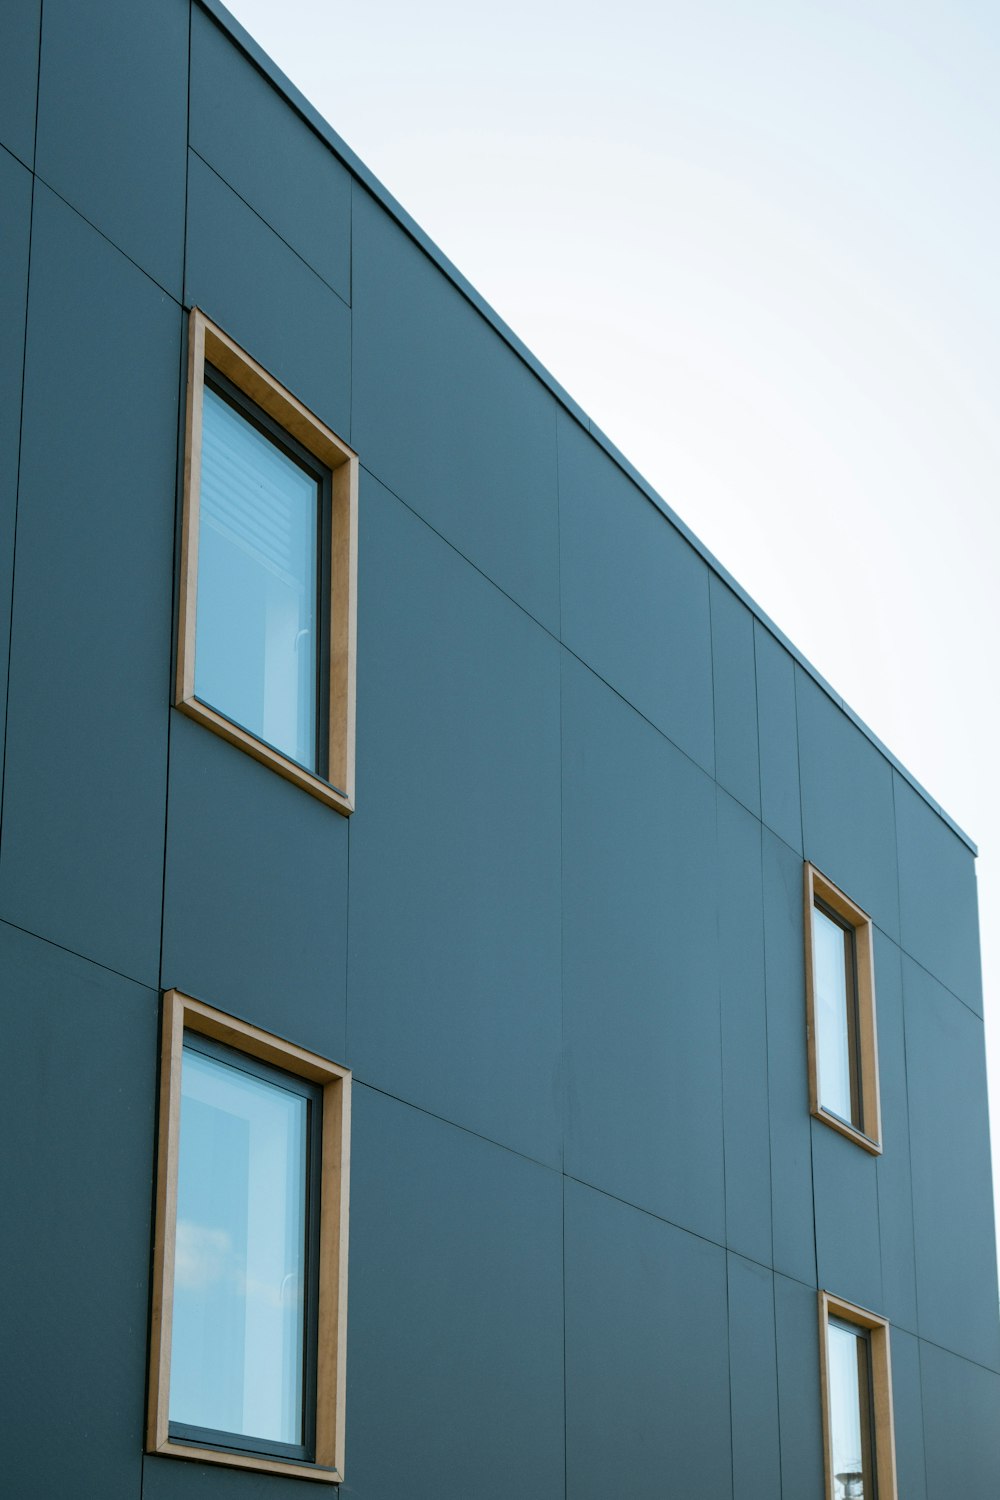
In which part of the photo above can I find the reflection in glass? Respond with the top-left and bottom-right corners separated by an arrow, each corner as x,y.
813,902 -> 861,1126
169,1044 -> 308,1445
195,384 -> 320,770
828,1318 -> 876,1499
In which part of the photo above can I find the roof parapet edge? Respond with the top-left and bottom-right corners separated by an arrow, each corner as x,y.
197,0 -> 977,857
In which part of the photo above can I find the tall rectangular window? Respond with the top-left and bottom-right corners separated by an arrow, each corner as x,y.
812,900 -> 861,1127
169,1036 -> 319,1456
826,1317 -> 875,1497
148,992 -> 351,1483
819,1293 -> 898,1500
196,380 -> 325,776
176,309 -> 358,815
804,864 -> 882,1153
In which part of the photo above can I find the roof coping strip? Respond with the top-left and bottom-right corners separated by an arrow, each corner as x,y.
197,0 -> 978,855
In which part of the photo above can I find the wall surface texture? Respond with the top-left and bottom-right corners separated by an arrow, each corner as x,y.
0,2 -> 997,1497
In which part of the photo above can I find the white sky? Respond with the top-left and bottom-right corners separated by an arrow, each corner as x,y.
222,0 -> 1000,1251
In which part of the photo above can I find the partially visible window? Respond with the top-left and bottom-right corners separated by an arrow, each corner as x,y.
176,309 -> 358,815
826,1318 -> 875,1496
148,991 -> 351,1483
819,1293 -> 897,1500
804,863 -> 882,1153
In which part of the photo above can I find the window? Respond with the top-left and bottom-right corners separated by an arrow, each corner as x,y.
148,991 -> 351,1482
819,1293 -> 897,1500
176,309 -> 358,815
804,863 -> 882,1153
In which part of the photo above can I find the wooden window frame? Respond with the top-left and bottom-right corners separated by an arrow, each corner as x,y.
176,308 -> 358,816
818,1292 -> 897,1500
147,990 -> 352,1484
804,862 -> 883,1154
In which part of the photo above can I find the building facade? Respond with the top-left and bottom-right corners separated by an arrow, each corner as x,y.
1,1 -> 998,1495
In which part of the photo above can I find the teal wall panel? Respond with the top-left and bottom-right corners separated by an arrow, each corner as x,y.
812,1123 -> 882,1312
0,186 -> 176,984
0,147 -> 32,814
763,830 -> 816,1284
558,410 -> 715,772
797,668 -> 899,940
921,1342 -> 1000,1499
35,0 -> 187,295
889,1329 -> 927,1500
904,957 -> 1000,1370
0,920 -> 157,1498
873,932 -> 918,1331
189,6 -> 351,303
718,790 -> 772,1265
185,150 -> 351,441
143,1455 -> 308,1499
562,653 -> 724,1240
347,1086 -> 565,1499
351,188 -> 560,631
728,1254 -> 781,1500
895,770 -> 983,1014
565,1179 -> 732,1500
711,577 -> 760,814
754,621 -> 801,852
774,1273 -> 824,1500
348,475 -> 562,1165
161,714 -> 349,1064
0,0 -> 41,168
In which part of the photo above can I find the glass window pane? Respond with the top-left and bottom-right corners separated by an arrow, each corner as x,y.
813,903 -> 860,1125
195,384 -> 319,770
169,1045 -> 309,1446
828,1319 -> 876,1499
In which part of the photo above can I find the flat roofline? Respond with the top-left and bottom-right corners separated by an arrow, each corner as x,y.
201,0 -> 977,856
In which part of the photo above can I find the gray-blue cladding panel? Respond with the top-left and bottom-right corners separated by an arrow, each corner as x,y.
558,410 -> 715,773
561,653 -> 724,1241
872,932 -> 918,1331
894,770 -> 983,1014
728,1254 -> 781,1500
564,1179 -> 732,1500
889,1329 -> 927,1500
762,830 -> 816,1285
34,0 -> 187,296
142,1454 -> 309,1500
903,956 -> 1000,1370
0,0 -> 40,167
189,6 -> 351,302
0,920 -> 157,1499
348,475 -> 562,1165
717,790 -> 772,1266
351,188 -> 560,632
346,1086 -> 565,1500
811,1122 -> 882,1313
0,149 -> 32,810
185,150 -> 351,442
920,1342 -> 1000,1499
796,668 -> 900,940
710,577 -> 760,814
754,620 -> 802,852
773,1273 -> 824,1500
0,186 -> 176,985
160,714 -> 349,1064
